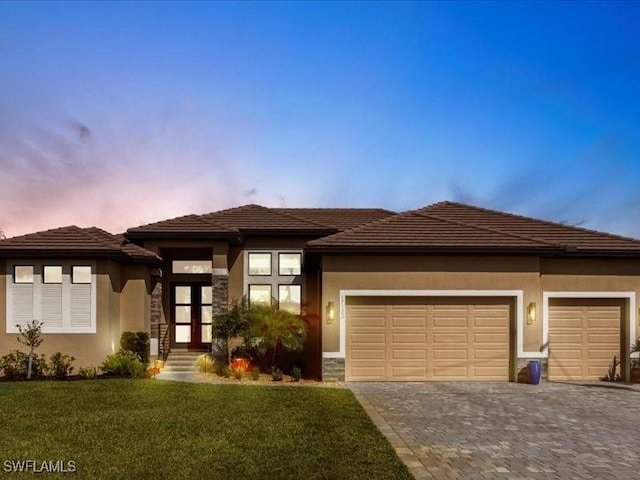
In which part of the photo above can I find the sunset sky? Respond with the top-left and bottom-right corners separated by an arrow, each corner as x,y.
1,1 -> 639,238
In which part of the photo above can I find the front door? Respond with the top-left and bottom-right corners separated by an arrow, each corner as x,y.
171,283 -> 213,350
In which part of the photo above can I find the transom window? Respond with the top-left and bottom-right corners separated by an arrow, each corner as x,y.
72,266 -> 92,284
44,266 -> 62,284
172,260 -> 212,274
13,266 -> 33,284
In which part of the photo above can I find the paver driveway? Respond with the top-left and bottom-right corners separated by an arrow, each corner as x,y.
349,381 -> 640,480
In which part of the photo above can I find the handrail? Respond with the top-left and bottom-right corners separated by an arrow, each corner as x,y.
159,323 -> 171,363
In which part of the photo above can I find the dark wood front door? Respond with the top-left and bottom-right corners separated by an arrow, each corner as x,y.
171,283 -> 213,350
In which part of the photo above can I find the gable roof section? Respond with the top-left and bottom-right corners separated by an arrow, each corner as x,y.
0,226 -> 160,263
307,201 -> 640,255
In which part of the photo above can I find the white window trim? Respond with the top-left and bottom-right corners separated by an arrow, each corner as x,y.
6,260 -> 97,334
325,289 -> 524,359
542,291 -> 637,359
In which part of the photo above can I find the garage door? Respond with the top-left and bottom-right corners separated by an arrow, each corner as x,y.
347,297 -> 511,381
548,298 -> 621,381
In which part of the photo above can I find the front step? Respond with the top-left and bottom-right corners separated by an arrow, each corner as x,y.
161,350 -> 206,373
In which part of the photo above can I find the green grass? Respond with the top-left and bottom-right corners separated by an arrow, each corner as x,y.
0,380 -> 412,479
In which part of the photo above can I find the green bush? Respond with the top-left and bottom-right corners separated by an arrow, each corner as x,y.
291,366 -> 302,382
79,367 -> 98,380
221,365 -> 232,378
120,331 -> 150,366
251,366 -> 260,381
271,367 -> 283,382
195,354 -> 216,373
49,352 -> 75,379
102,350 -> 145,378
0,350 -> 47,379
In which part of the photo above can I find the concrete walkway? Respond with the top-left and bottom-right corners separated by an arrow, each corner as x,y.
350,381 -> 640,480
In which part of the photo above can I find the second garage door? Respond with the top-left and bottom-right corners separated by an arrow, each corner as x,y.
548,298 -> 622,381
347,297 -> 511,381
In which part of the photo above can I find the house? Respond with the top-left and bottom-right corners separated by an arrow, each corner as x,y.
1,202 -> 639,382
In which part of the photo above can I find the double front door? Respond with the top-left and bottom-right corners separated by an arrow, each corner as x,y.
171,282 -> 213,350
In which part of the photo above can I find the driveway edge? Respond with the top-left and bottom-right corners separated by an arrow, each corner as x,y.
352,391 -> 431,479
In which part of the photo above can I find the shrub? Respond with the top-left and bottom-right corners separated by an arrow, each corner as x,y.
233,367 -> 243,380
0,351 -> 47,380
79,367 -> 98,380
251,367 -> 260,381
120,331 -> 150,366
195,354 -> 216,373
102,350 -> 145,378
49,352 -> 75,380
291,366 -> 302,382
221,365 -> 232,378
249,303 -> 307,368
271,367 -> 283,382
213,298 -> 252,365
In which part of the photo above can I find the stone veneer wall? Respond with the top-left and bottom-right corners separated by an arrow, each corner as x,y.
150,274 -> 162,340
517,357 -> 548,382
211,273 -> 229,357
322,358 -> 345,381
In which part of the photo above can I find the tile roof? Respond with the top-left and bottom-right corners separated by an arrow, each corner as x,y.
307,201 -> 640,254
126,204 -> 395,237
0,226 -> 159,263
273,208 -> 395,231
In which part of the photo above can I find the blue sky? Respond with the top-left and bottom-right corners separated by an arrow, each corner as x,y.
1,1 -> 639,237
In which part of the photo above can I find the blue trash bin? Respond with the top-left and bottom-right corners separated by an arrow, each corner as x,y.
528,360 -> 541,385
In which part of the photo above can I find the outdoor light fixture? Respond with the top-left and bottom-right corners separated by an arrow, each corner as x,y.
527,302 -> 536,325
326,301 -> 335,325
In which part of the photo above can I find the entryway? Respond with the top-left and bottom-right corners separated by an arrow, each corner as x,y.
171,282 -> 213,350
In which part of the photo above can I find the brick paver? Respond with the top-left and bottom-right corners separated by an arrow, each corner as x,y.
350,381 -> 640,479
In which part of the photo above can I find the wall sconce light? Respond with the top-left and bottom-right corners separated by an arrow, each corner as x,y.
326,301 -> 335,325
527,302 -> 536,325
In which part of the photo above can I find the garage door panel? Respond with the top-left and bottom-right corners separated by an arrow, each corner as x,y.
347,297 -> 510,381
433,349 -> 467,360
351,349 -> 386,360
392,332 -> 427,344
350,333 -> 386,345
433,333 -> 467,344
433,317 -> 468,328
391,317 -> 427,328
391,349 -> 426,360
392,366 -> 427,378
350,366 -> 386,380
549,299 -> 621,381
351,315 -> 385,328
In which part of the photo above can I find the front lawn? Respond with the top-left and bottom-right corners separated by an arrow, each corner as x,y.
0,380 -> 411,479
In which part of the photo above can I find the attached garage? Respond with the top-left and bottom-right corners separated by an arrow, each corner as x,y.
346,296 -> 512,381
548,298 -> 622,381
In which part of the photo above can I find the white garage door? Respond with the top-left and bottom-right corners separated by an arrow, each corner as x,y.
548,298 -> 621,381
347,297 -> 511,381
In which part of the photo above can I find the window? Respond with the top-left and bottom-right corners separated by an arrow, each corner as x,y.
72,266 -> 92,284
7,261 -> 96,334
172,260 -> 212,274
279,285 -> 301,314
245,250 -> 303,314
248,253 -> 271,276
14,266 -> 33,284
279,253 -> 301,276
43,266 -> 62,284
249,285 -> 271,306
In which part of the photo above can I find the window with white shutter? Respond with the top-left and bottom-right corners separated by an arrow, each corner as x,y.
6,261 -> 96,334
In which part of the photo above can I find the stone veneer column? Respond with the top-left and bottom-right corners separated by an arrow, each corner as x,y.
211,270 -> 229,357
322,358 -> 346,381
149,269 -> 163,358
